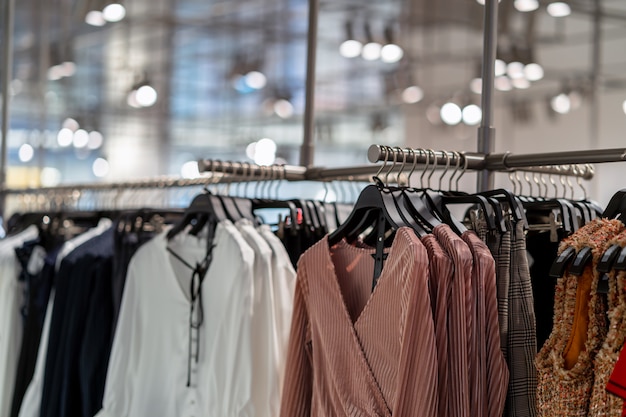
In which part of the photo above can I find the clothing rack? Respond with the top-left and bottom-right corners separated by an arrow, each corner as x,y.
366,145 -> 626,180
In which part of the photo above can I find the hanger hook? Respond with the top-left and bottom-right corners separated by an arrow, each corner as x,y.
438,150 -> 451,191
427,149 -> 438,190
406,148 -> 417,188
508,172 -> 517,195
540,171 -> 548,198
565,165 -> 575,200
420,148 -> 430,189
558,166 -> 567,199
533,171 -> 541,198
375,145 -> 391,181
384,146 -> 397,186
456,153 -> 469,192
523,171 -> 532,197
578,164 -> 590,200
397,147 -> 407,186
449,151 -> 461,191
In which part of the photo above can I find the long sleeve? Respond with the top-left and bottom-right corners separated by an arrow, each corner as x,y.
394,240 -> 438,417
279,276 -> 312,417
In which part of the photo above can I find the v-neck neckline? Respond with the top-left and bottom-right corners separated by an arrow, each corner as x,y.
161,225 -> 219,304
323,230 -> 403,329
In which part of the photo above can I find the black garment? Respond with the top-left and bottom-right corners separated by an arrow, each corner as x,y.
40,228 -> 114,417
10,242 -> 59,417
526,229 -> 565,351
111,224 -> 155,332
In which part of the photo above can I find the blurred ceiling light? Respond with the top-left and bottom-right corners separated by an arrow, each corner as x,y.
244,71 -> 267,90
136,85 -> 158,107
41,167 -> 62,187
470,78 -> 483,95
512,77 -> 531,89
339,21 -> 362,58
476,0 -> 502,4
524,62 -> 544,81
440,102 -> 463,125
622,99 -> 626,115
462,104 -> 482,125
550,93 -> 571,114
361,22 -> 381,61
495,59 -> 507,77
380,24 -> 403,63
507,61 -> 525,79
87,131 -> 104,150
18,144 -> 34,163
85,10 -> 106,26
92,158 -> 110,178
274,98 -> 294,119
57,128 -> 74,147
495,76 -> 513,92
362,42 -> 382,61
401,85 -> 424,104
62,118 -> 80,131
102,3 -> 126,22
181,161 -> 201,179
73,129 -> 89,148
127,77 -> 158,108
47,65 -> 64,81
340,40 -> 363,59
252,138 -> 277,165
61,61 -> 76,77
514,0 -> 539,12
381,44 -> 403,63
547,2 -> 571,17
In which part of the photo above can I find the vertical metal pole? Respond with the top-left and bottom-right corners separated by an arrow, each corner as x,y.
589,0 -> 601,149
1,0 -> 16,217
477,0 -> 499,192
299,0 -> 319,167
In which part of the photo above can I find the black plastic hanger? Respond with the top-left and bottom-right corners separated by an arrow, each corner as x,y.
597,244 -> 622,273
252,198 -> 300,236
613,246 -> 626,271
328,182 -> 408,247
440,193 -> 498,232
548,246 -> 577,278
167,192 -> 227,240
602,189 -> 626,221
478,188 -> 528,228
524,198 -> 576,236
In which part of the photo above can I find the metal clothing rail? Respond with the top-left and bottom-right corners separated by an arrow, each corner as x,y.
367,145 -> 626,180
0,176 -> 222,195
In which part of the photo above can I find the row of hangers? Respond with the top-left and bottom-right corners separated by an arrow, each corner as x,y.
328,146 -> 603,290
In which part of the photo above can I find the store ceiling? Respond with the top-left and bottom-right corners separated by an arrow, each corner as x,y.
2,0 -> 626,179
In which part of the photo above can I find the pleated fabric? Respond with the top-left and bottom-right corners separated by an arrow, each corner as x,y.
279,227 -> 438,417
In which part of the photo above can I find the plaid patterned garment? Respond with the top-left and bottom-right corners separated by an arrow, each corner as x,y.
476,219 -> 538,417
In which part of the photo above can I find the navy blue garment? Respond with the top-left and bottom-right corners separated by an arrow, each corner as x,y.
40,228 -> 114,417
10,241 -> 59,417
111,223 -> 155,332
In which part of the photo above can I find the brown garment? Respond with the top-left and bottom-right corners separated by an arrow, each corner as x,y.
589,230 -> 626,417
433,224 -> 473,417
279,228 -> 438,417
536,218 -> 624,417
421,234 -> 453,417
462,231 -> 510,417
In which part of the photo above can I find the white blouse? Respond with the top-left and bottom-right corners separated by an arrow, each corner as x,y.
95,221 -> 256,417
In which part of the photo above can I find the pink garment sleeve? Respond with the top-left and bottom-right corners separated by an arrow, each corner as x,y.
279,275 -> 313,417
